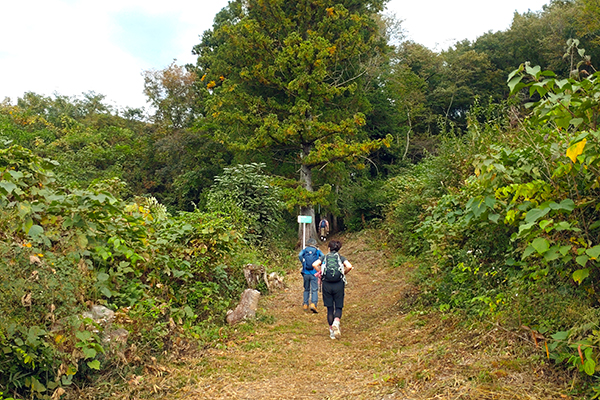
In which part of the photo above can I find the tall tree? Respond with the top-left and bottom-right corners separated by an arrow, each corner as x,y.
575,0 -> 600,46
143,61 -> 201,130
193,0 -> 390,241
434,47 -> 499,127
382,41 -> 434,162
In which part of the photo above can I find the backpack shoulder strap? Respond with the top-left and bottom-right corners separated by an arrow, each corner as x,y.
335,253 -> 344,270
335,253 -> 347,284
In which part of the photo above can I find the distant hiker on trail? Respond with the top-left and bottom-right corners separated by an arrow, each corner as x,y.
312,239 -> 353,339
298,238 -> 324,313
319,217 -> 329,241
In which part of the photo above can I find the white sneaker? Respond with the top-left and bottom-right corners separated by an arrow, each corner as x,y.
332,320 -> 341,339
329,328 -> 336,340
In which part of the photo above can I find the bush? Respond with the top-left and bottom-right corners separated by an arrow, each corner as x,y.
390,59 -> 600,394
206,163 -> 284,242
0,146 -> 258,399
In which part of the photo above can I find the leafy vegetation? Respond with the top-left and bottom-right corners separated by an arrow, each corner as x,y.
193,0 -> 392,240
384,43 -> 600,396
3,0 -> 600,397
206,163 -> 285,242
0,144 -> 283,398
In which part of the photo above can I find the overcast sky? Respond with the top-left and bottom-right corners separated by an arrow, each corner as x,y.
0,0 -> 549,111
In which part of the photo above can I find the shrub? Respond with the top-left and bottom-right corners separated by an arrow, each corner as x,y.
398,56 -> 600,393
206,163 -> 284,242
0,146 -> 255,398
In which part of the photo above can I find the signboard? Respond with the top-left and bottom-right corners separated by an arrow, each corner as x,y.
297,215 -> 313,224
297,215 -> 313,248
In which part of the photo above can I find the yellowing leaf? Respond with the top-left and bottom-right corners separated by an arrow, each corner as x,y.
586,245 -> 600,260
566,138 -> 586,163
573,268 -> 590,285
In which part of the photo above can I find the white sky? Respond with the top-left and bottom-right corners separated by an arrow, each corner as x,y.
0,0 -> 549,111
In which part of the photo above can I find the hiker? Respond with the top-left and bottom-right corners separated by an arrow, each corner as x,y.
298,238 -> 324,313
319,217 -> 329,241
312,239 -> 353,339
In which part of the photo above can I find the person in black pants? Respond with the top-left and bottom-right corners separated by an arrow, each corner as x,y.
312,240 -> 353,339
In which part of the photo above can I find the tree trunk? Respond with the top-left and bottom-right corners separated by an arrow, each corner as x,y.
298,145 -> 318,244
226,289 -> 261,325
298,204 -> 318,245
332,185 -> 340,233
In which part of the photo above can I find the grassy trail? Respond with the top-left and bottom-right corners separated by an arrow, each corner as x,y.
96,230 -> 574,399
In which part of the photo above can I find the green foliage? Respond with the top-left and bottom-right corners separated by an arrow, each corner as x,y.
338,177 -> 388,232
5,1 -> 600,395
0,99 -> 147,196
0,324 -> 61,397
0,315 -> 106,399
384,163 -> 437,254
146,129 -> 232,212
143,61 -> 200,130
0,145 -> 257,398
501,60 -> 600,285
388,47 -> 600,393
0,93 -> 232,214
206,163 -> 284,242
433,48 -> 501,126
384,97 -> 513,254
193,0 -> 391,217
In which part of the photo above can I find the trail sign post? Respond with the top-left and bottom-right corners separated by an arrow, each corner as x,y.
297,215 -> 313,248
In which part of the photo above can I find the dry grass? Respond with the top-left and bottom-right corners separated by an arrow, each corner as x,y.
69,230 -> 577,399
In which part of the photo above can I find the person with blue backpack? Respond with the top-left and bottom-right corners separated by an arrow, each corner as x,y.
298,238 -> 324,313
312,239 -> 353,339
319,217 -> 329,241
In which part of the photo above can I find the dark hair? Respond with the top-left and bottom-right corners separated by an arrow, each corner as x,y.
328,240 -> 342,252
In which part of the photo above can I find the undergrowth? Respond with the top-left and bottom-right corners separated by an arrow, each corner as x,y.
0,145 -> 289,399
384,56 -> 600,397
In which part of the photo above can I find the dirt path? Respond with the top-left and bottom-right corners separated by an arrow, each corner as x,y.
117,231 -> 574,400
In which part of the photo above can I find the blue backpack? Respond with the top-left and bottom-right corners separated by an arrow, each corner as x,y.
302,247 -> 320,271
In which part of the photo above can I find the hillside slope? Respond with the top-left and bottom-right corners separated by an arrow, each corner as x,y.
76,231 -> 573,399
